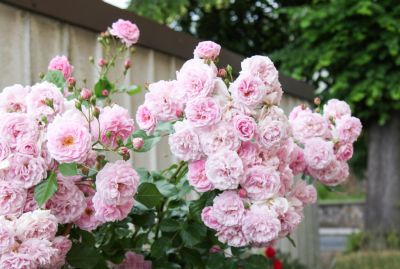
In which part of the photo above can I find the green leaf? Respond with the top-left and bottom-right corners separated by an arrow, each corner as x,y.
94,78 -> 113,99
180,222 -> 207,247
181,247 -> 204,268
156,180 -> 178,197
206,253 -> 225,269
126,85 -> 142,95
154,121 -> 174,135
58,163 -> 78,176
150,237 -> 170,257
131,130 -> 162,152
189,191 -> 217,221
160,219 -> 181,232
66,243 -> 102,269
135,182 -> 164,208
34,171 -> 58,207
132,211 -> 156,228
241,255 -> 269,269
43,70 -> 66,90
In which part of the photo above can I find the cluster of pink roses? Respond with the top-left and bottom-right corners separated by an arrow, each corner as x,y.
0,29 -> 140,266
136,41 -> 362,248
0,210 -> 71,268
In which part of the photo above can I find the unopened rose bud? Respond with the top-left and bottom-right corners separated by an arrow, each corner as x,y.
314,97 -> 321,106
209,245 -> 221,254
39,72 -> 45,79
45,98 -> 54,108
102,89 -> 109,97
132,137 -> 144,150
75,101 -> 82,111
218,68 -> 227,77
98,58 -> 107,67
90,96 -> 97,105
80,88 -> 92,100
41,115 -> 48,124
118,147 -> 130,160
124,59 -> 132,69
67,77 -> 76,87
93,107 -> 100,118
238,189 -> 247,198
106,131 -> 112,139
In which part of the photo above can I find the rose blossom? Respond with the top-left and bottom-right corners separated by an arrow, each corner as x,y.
258,117 -> 289,151
193,41 -> 221,60
212,191 -> 245,226
177,59 -> 216,98
18,238 -> 57,267
278,166 -> 294,196
0,252 -> 36,269
217,226 -> 248,247
48,55 -> 74,79
93,195 -> 134,222
4,153 -> 46,188
0,84 -> 29,113
26,81 -> 64,120
23,188 -> 38,213
201,206 -> 222,230
15,210 -> 58,242
144,80 -> 184,121
242,207 -> 281,245
185,97 -> 221,127
75,198 -> 102,231
0,217 -> 15,255
50,236 -> 72,268
230,73 -> 266,108
289,143 -> 307,175
0,139 -> 10,161
334,116 -> 362,144
232,114 -> 256,141
290,111 -> 331,143
188,159 -> 214,192
308,159 -> 349,186
304,138 -> 335,170
99,105 -> 135,148
169,122 -> 203,161
241,165 -> 281,201
0,182 -> 26,217
114,251 -> 152,269
136,105 -> 157,134
335,142 -> 354,161
0,113 -> 38,149
323,99 -> 351,120
47,114 -> 91,163
205,149 -> 244,190
279,207 -> 302,237
15,140 -> 40,156
291,181 -> 317,205
240,55 -> 279,88
288,105 -> 312,121
199,121 -> 240,156
110,19 -> 140,47
95,160 -> 139,205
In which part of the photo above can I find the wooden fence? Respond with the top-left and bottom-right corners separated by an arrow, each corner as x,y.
0,0 -> 319,267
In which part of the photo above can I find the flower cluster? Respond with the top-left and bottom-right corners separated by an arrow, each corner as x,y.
113,251 -> 152,269
137,41 -> 361,248
0,210 -> 71,268
0,19 -> 141,268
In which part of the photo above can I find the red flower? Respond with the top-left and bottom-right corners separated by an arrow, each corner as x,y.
265,247 -> 276,259
273,259 -> 283,269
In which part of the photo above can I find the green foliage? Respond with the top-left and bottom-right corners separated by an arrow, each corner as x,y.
42,70 -> 66,90
333,251 -> 400,269
34,171 -> 58,207
94,77 -> 113,99
135,182 -> 164,208
58,162 -> 78,176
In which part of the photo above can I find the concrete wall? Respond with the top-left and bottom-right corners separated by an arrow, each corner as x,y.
0,2 -> 319,267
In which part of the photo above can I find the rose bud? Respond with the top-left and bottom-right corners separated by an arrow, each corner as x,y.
265,246 -> 276,259
124,59 -> 132,69
80,88 -> 92,100
67,76 -> 76,87
132,137 -> 144,150
218,68 -> 227,77
102,89 -> 109,97
238,189 -> 247,198
209,245 -> 221,254
98,58 -> 107,67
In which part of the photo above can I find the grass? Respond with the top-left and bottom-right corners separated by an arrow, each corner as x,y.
316,181 -> 365,204
333,251 -> 400,269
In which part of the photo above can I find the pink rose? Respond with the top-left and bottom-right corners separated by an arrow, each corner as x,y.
23,188 -> 38,213
278,166 -> 294,196
114,251 -> 152,269
291,181 -> 317,205
185,97 -> 221,127
93,195 -> 134,222
0,217 -> 15,255
50,236 -> 72,268
15,210 -> 58,242
0,84 -> 29,113
177,59 -> 216,99
99,105 -> 135,148
0,252 -> 36,269
334,116 -> 362,144
242,207 -> 281,246
193,41 -> 221,60
335,142 -> 354,161
0,139 -> 10,161
169,123 -> 203,161
308,159 -> 349,186
288,105 -> 312,121
290,111 -> 331,144
217,226 -> 248,247
240,55 -> 279,88
279,207 -> 302,237
144,80 -> 184,122
212,191 -> 245,226
289,144 -> 307,175
201,206 -> 222,230
304,138 -> 335,170
232,114 -> 256,141
4,153 -> 47,188
47,114 -> 91,163
26,81 -> 64,120
0,113 -> 38,149
15,140 -> 40,156
237,141 -> 279,170
0,182 -> 26,217
230,73 -> 266,108
240,165 -> 281,201
48,55 -> 74,79
75,198 -> 102,231
258,117 -> 289,151
136,105 -> 157,134
18,238 -> 57,267
188,159 -> 214,192
199,121 -> 240,156
205,149 -> 243,190
110,19 -> 140,47
95,160 -> 139,205
323,99 -> 351,120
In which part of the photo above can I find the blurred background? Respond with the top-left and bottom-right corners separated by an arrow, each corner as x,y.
1,0 -> 399,268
